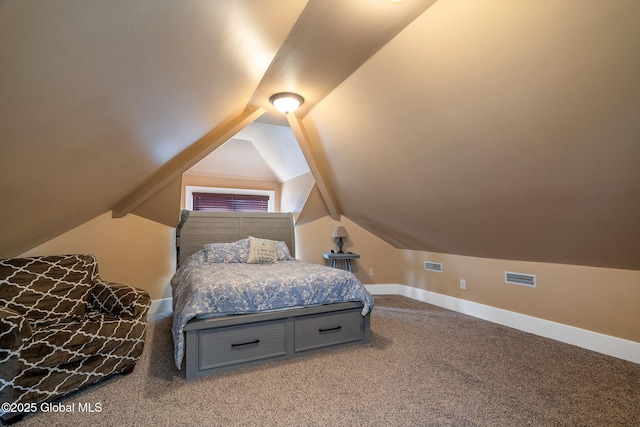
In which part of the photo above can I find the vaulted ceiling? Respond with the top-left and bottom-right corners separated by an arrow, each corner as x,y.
1,1 -> 639,270
185,122 -> 309,183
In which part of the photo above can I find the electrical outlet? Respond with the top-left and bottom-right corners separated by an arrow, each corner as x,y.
369,268 -> 374,276
460,279 -> 466,290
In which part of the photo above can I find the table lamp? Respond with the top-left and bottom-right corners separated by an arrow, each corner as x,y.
332,226 -> 347,253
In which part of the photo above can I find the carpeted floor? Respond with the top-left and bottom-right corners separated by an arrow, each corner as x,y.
15,295 -> 640,426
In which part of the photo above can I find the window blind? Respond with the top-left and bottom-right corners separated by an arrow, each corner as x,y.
192,193 -> 269,212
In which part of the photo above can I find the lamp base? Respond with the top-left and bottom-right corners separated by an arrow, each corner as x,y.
337,238 -> 344,254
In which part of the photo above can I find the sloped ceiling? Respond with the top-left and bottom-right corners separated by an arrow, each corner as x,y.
1,1 -> 639,271
186,137 -> 279,182
0,0 -> 307,255
184,122 -> 310,182
308,0 -> 640,270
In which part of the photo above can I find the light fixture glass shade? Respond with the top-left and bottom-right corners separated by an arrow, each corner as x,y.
332,226 -> 347,238
270,92 -> 304,114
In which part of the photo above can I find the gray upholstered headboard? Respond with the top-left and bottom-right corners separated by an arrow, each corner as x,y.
176,211 -> 295,267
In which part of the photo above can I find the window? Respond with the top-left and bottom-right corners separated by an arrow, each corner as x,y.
185,186 -> 275,212
192,192 -> 269,212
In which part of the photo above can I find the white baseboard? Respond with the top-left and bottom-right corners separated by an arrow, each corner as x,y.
365,284 -> 640,365
149,297 -> 172,315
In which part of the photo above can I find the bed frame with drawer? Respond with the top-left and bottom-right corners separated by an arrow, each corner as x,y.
176,211 -> 371,380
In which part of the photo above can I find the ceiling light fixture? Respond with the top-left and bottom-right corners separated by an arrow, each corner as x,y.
269,92 -> 304,114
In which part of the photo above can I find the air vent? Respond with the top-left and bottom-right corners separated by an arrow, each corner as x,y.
424,261 -> 443,273
505,271 -> 536,287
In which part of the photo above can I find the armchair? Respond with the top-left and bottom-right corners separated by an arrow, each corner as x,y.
0,254 -> 150,424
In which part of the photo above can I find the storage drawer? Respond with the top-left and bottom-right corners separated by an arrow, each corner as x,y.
199,320 -> 286,370
294,309 -> 363,352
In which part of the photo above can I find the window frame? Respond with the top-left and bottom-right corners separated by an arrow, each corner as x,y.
184,186 -> 275,212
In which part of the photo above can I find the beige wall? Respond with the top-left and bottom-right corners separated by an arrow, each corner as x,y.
294,215 -> 403,285
17,207 -> 639,344
16,166 -> 640,345
399,250 -> 640,343
15,208 -> 401,300
20,212 -> 175,301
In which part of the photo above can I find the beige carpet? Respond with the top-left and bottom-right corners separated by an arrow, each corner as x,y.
15,295 -> 640,426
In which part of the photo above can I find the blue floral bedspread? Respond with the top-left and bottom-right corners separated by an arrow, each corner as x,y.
171,251 -> 374,368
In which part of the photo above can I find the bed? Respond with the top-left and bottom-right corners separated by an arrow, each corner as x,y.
171,211 -> 373,380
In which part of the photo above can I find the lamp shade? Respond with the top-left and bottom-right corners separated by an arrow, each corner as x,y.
269,92 -> 304,114
332,226 -> 347,238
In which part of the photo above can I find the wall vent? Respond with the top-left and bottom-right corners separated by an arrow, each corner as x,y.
505,271 -> 536,287
424,261 -> 443,273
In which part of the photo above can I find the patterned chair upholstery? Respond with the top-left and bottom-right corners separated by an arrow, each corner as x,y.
0,254 -> 150,424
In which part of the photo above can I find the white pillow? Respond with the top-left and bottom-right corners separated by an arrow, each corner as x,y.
247,236 -> 278,264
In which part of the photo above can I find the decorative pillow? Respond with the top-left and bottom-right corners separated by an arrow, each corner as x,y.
276,241 -> 294,260
247,236 -> 278,264
204,239 -> 250,263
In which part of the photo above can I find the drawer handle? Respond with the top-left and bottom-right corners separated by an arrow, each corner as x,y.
231,339 -> 260,348
318,326 -> 342,333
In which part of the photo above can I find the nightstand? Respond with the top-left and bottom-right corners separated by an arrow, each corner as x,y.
323,252 -> 360,272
